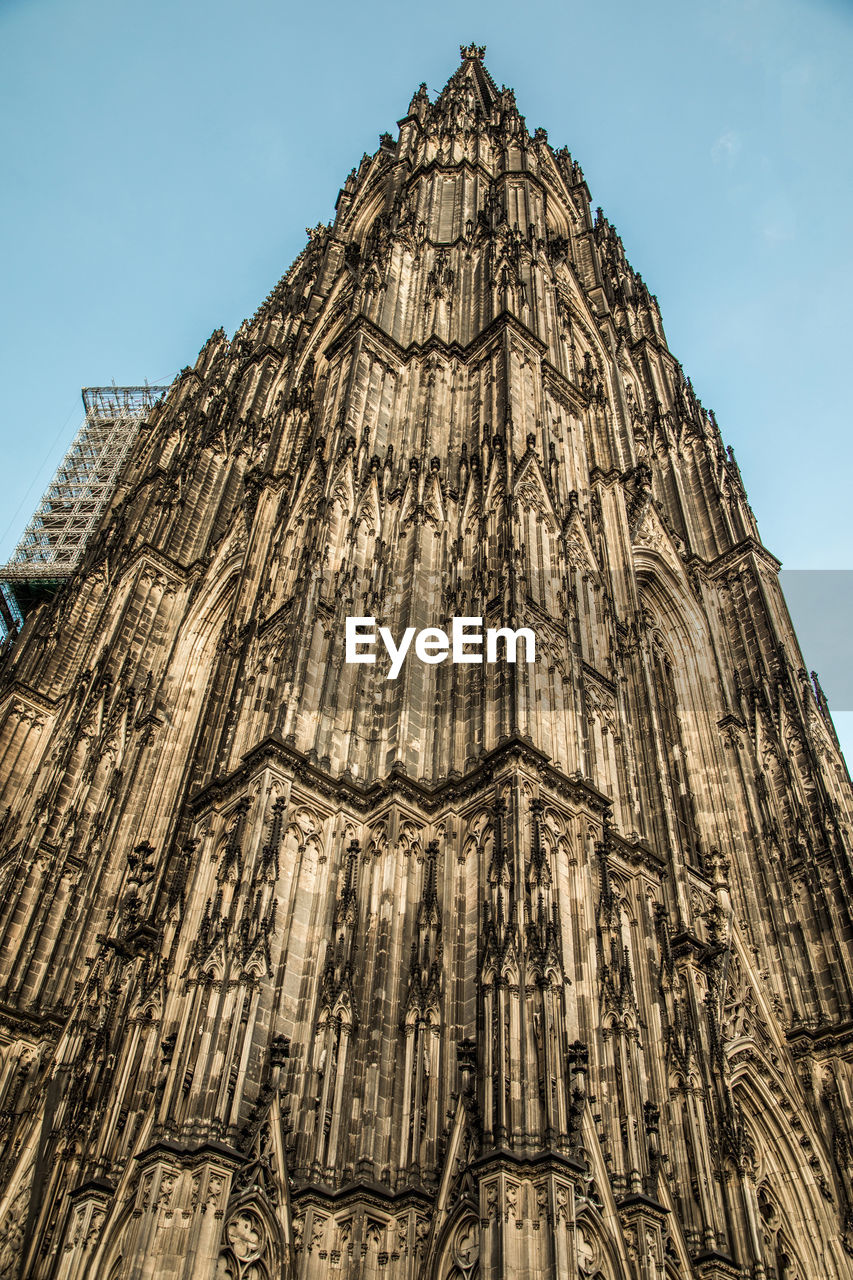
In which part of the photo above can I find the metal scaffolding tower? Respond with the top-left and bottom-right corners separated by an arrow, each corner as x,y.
0,385 -> 168,640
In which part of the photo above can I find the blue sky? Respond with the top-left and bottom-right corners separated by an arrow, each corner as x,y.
1,0 -> 851,758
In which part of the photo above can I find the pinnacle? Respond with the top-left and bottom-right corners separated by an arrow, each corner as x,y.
429,42 -> 502,124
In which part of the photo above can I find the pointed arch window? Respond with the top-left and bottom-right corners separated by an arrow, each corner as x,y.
652,641 -> 701,865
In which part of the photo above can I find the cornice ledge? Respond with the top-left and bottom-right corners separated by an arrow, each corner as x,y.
0,682 -> 60,716
469,309 -> 547,358
617,1191 -> 669,1220
189,733 -> 613,819
786,1019 -> 853,1058
608,830 -> 666,876
253,469 -> 290,496
669,929 -> 706,961
629,332 -> 670,358
589,465 -> 621,488
68,1177 -> 115,1202
326,310 -> 546,369
290,1178 -> 433,1211
237,342 -> 284,373
582,661 -> 616,694
117,543 -> 199,587
471,1146 -> 585,1176
134,1138 -> 245,1168
705,538 -> 781,579
0,1001 -> 65,1035
691,1250 -> 742,1279
541,360 -> 588,411
717,713 -> 746,732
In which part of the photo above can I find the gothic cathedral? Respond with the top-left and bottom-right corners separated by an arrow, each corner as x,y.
1,46 -> 852,1280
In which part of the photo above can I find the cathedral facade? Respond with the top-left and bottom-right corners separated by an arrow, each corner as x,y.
1,45 -> 852,1280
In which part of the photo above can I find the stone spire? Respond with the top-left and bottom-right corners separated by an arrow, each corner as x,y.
0,44 -> 852,1280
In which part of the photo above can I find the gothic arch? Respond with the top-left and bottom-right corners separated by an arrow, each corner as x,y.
635,559 -> 710,668
346,178 -> 389,246
0,1158 -> 34,1280
730,1063 -> 842,1276
128,564 -> 242,890
299,268 -> 364,371
429,1205 -> 479,1280
573,1204 -> 627,1279
161,561 -> 238,708
324,465 -> 355,576
636,568 -> 725,861
649,634 -> 701,864
217,1192 -> 286,1280
88,1198 -> 138,1280
756,1183 -> 808,1280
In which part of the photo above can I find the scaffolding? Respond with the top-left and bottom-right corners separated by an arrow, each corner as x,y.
0,385 -> 168,640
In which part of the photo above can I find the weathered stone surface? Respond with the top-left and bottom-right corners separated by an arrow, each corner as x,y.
1,44 -> 852,1280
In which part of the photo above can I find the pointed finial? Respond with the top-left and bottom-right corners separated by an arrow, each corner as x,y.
460,43 -> 486,61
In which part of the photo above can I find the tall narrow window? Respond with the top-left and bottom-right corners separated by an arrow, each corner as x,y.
652,642 -> 701,865
437,178 -> 456,242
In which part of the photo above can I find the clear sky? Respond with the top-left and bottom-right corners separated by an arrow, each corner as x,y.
1,0 -> 851,757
